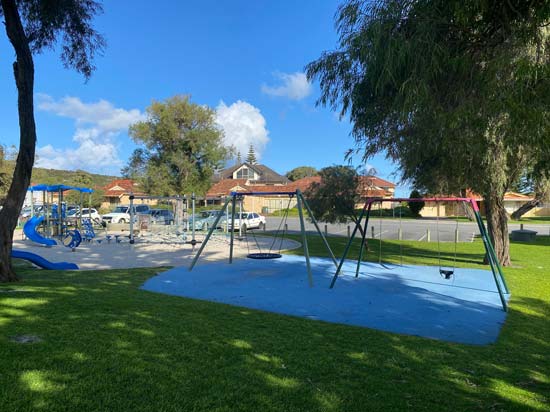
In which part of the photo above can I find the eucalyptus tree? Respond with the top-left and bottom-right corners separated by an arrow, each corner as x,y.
124,95 -> 229,196
307,0 -> 550,265
0,0 -> 104,282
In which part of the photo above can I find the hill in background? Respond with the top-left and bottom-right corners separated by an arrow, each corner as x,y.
0,157 -> 119,206
30,166 -> 118,189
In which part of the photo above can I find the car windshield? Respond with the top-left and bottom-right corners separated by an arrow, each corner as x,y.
230,213 -> 248,219
113,206 -> 128,213
67,209 -> 79,216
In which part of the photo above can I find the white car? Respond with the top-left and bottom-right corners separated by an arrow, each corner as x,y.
226,212 -> 266,231
102,205 -> 150,225
68,208 -> 102,224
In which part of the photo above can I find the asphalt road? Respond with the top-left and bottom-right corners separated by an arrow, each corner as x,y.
264,217 -> 550,243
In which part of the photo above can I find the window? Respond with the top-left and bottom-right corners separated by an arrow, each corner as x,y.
236,167 -> 252,179
252,213 -> 259,218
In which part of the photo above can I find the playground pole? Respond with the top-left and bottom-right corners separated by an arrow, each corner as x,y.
129,194 -> 135,244
30,188 -> 34,217
44,191 -> 49,236
330,199 -> 372,288
355,201 -> 373,278
298,190 -> 338,268
229,195 -> 236,263
79,191 -> 83,229
189,197 -> 231,271
296,191 -> 313,287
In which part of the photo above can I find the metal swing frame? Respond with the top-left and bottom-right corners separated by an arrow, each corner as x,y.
189,189 -> 338,287
330,197 -> 510,311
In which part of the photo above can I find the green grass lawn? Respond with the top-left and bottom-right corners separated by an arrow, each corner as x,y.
1,237 -> 549,411
513,216 -> 550,225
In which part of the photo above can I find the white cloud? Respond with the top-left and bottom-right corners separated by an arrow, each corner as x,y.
37,94 -> 144,132
35,94 -> 144,174
215,101 -> 269,160
261,72 -> 312,100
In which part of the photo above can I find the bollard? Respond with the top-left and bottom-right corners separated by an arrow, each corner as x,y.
263,223 -> 266,232
455,228 -> 459,243
398,228 -> 402,241
371,226 -> 375,238
285,223 -> 288,232
426,228 -> 430,242
347,225 -> 351,238
324,224 -> 328,236
520,223 -> 524,230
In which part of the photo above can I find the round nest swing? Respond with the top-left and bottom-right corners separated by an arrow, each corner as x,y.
246,252 -> 282,260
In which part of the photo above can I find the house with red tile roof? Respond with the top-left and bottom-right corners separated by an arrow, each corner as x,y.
206,163 -> 396,213
420,191 -> 542,217
100,179 -> 149,210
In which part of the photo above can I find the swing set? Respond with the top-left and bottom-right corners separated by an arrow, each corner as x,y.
189,189 -> 337,286
331,197 -> 510,311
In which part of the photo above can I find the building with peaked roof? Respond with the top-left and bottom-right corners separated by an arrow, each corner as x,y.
100,179 -> 149,210
206,165 -> 397,214
421,191 -> 547,217
213,162 -> 290,185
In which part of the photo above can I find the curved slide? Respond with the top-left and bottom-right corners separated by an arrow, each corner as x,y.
23,216 -> 57,246
11,250 -> 78,270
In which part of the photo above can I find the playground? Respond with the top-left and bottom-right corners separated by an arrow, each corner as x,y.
14,194 -> 512,345
2,232 -> 549,412
3,191 -> 547,410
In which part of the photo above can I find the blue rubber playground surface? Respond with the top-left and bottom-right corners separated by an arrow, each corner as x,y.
142,255 -> 510,345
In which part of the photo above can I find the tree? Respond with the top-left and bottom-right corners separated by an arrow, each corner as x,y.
246,145 -> 257,165
0,0 -> 104,282
125,95 -> 229,196
64,170 -> 104,209
0,145 -> 16,203
304,165 -> 367,237
236,152 -> 242,165
286,166 -> 318,181
408,190 -> 425,217
307,0 -> 550,266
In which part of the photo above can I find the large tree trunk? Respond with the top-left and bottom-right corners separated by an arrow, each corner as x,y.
0,0 -> 36,282
511,176 -> 550,220
511,199 -> 543,220
484,192 -> 511,266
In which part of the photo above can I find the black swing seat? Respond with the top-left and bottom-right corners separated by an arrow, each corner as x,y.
439,269 -> 454,279
247,252 -> 282,260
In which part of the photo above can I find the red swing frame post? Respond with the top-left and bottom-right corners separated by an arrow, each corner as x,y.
330,197 -> 509,311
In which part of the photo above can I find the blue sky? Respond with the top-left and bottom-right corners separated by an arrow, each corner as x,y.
0,1 -> 406,194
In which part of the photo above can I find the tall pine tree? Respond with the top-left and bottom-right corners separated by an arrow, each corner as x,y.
246,145 -> 257,165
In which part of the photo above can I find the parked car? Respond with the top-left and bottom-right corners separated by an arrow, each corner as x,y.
226,212 -> 266,231
67,208 -> 102,224
20,205 -> 44,218
102,204 -> 150,225
191,210 -> 226,231
150,209 -> 174,225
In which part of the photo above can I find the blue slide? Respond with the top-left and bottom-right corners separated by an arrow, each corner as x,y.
23,216 -> 57,246
11,250 -> 78,270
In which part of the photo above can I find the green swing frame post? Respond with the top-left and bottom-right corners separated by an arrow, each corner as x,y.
330,197 -> 509,312
189,190 -> 337,287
